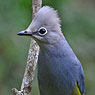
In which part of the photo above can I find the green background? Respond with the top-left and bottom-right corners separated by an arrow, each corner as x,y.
0,0 -> 95,95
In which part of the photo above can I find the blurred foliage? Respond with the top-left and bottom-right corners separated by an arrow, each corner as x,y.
0,0 -> 95,95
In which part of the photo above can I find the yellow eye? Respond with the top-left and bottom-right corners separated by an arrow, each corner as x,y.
38,27 -> 47,35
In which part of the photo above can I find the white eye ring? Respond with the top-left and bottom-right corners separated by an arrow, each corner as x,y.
38,27 -> 48,35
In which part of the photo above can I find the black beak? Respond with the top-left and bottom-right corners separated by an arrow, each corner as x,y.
17,30 -> 32,36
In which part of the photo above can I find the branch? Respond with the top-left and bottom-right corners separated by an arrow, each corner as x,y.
12,0 -> 42,95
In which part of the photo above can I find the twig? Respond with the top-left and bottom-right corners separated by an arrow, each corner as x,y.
12,0 -> 42,95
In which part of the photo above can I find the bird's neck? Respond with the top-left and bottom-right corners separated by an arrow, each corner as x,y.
39,35 -> 74,60
40,35 -> 66,53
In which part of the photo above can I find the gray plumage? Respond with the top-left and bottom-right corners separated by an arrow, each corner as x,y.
18,6 -> 85,95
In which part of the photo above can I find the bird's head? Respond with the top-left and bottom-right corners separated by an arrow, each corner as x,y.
17,6 -> 63,46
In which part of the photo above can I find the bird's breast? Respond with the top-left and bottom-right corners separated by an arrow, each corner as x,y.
37,50 -> 76,95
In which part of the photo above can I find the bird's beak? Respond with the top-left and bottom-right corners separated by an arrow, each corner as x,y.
17,30 -> 32,36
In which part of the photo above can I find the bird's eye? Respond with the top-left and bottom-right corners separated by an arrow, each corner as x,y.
38,27 -> 47,35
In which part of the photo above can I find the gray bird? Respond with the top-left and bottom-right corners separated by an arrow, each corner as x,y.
18,6 -> 85,95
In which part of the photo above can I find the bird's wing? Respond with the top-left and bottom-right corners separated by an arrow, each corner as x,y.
74,63 -> 85,95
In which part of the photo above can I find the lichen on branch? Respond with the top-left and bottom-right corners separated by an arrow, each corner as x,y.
12,0 -> 42,95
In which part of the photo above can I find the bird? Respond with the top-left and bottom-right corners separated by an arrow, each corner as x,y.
17,6 -> 85,95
